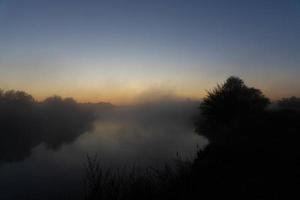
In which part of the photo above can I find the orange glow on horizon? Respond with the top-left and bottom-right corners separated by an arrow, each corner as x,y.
1,76 -> 299,105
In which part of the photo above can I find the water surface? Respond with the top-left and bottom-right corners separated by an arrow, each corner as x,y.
0,103 -> 207,200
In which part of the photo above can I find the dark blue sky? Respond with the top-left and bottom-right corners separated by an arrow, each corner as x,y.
0,0 -> 299,103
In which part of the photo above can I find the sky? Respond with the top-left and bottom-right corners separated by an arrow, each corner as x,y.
0,0 -> 299,104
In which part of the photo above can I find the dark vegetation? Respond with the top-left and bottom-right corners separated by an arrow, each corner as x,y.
85,77 -> 300,200
0,77 -> 299,199
0,90 -> 106,164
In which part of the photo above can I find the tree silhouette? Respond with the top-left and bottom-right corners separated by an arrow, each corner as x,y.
197,76 -> 270,144
0,90 -> 97,163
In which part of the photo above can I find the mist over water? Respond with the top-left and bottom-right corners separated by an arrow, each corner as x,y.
0,97 -> 207,200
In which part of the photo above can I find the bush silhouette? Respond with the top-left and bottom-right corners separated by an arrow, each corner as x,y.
197,76 -> 270,144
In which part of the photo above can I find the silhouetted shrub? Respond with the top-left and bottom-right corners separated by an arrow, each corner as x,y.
197,76 -> 270,144
84,155 -> 194,200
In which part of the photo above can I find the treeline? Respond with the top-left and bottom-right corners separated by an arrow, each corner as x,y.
0,90 -> 97,163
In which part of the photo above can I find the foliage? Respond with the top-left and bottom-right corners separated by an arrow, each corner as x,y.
84,154 -> 194,200
0,89 -> 96,163
197,76 -> 270,144
200,76 -> 270,122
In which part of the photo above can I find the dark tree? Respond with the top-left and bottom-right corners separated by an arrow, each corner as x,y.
197,76 -> 270,144
0,90 -> 96,163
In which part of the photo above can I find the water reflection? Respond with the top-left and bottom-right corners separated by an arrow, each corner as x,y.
0,94 -> 97,164
0,99 -> 207,200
